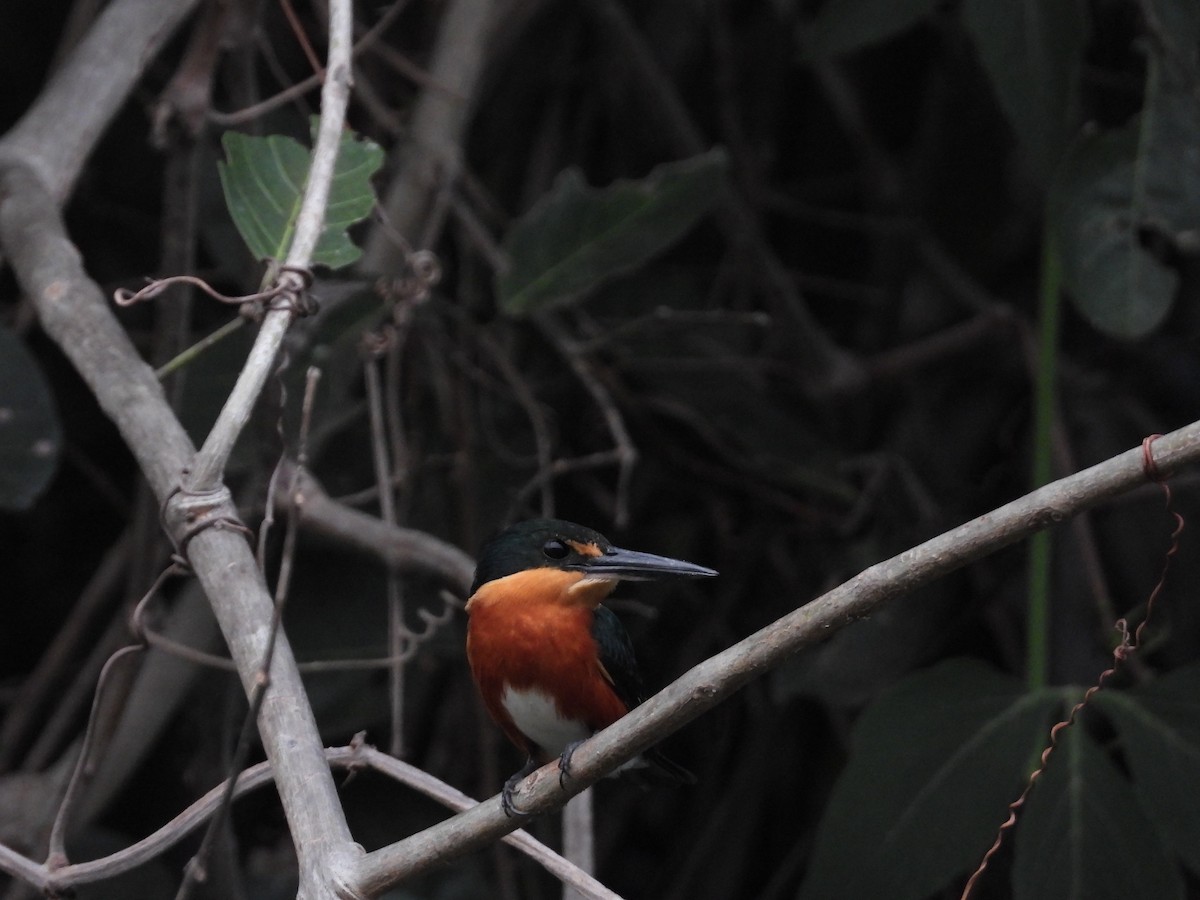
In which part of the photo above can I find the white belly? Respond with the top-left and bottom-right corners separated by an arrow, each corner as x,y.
501,685 -> 590,756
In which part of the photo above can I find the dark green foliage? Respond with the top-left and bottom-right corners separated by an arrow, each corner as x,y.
1095,666 -> 1200,878
961,0 -> 1088,182
218,123 -> 383,269
1013,724 -> 1183,900
497,149 -> 728,315
1050,0 -> 1200,338
798,660 -> 1065,900
800,0 -> 943,60
801,661 -> 1200,898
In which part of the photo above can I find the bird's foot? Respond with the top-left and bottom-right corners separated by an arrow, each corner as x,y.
557,739 -> 586,789
501,758 -> 538,818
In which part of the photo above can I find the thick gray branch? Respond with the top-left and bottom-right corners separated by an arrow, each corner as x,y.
0,0 -> 201,203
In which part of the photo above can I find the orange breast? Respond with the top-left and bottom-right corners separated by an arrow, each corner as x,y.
466,570 -> 628,759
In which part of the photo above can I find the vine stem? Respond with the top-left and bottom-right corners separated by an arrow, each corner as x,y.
1027,231 -> 1062,691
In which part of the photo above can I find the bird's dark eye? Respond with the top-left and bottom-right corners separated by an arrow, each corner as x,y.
542,539 -> 570,560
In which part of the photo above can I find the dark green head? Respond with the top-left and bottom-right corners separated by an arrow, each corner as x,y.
470,518 -> 718,595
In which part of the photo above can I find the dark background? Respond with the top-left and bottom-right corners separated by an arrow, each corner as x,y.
2,0 -> 1199,897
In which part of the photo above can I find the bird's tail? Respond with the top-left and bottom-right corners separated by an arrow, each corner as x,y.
641,746 -> 696,785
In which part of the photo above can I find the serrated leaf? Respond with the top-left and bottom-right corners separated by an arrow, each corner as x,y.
218,122 -> 383,269
1049,2 -> 1200,338
1013,725 -> 1183,900
961,0 -> 1087,181
0,326 -> 61,511
1094,664 -> 1200,878
801,0 -> 942,60
797,659 -> 1064,900
497,148 -> 728,316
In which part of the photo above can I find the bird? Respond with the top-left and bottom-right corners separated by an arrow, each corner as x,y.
465,518 -> 718,816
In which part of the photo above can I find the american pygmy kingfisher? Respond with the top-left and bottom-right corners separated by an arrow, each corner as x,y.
466,518 -> 718,816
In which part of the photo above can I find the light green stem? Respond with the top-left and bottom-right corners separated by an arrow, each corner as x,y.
1027,232 -> 1061,691
154,316 -> 245,380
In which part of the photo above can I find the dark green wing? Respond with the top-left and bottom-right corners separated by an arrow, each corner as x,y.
591,604 -> 645,711
591,605 -> 695,784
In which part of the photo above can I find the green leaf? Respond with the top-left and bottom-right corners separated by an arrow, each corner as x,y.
801,0 -> 942,60
218,122 -> 384,270
1013,725 -> 1183,900
1094,664 -> 1200,878
1048,1 -> 1200,338
961,0 -> 1087,181
496,149 -> 728,316
1050,126 -> 1178,338
0,326 -> 61,511
797,659 -> 1064,900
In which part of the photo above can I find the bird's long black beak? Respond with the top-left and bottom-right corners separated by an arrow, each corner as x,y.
575,546 -> 718,581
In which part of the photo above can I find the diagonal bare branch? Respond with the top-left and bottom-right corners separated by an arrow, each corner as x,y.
351,420 -> 1200,893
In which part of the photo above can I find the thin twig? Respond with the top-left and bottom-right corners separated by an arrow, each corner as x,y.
562,789 -> 596,900
447,308 -> 554,515
21,611 -> 139,773
539,316 -> 637,527
511,452 -> 623,518
155,317 -> 247,380
365,355 -> 408,757
5,739 -> 620,900
115,274 -> 289,309
150,0 -> 233,141
279,0 -> 323,77
208,0 -> 437,127
129,587 -> 462,675
45,645 -> 144,867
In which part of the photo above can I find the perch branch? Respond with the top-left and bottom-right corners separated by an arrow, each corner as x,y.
350,419 -> 1200,893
